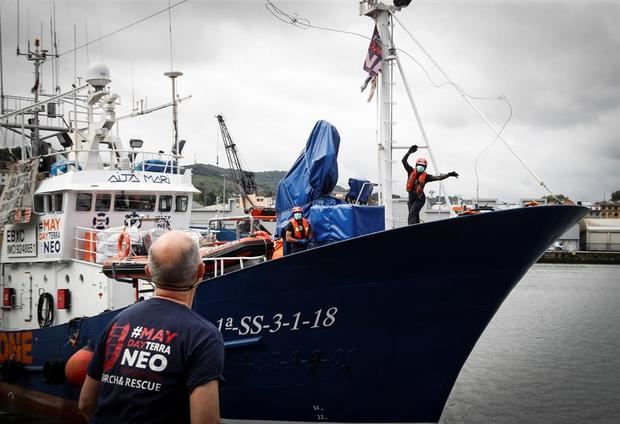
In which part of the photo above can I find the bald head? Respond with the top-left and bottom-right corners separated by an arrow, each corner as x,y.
147,231 -> 202,289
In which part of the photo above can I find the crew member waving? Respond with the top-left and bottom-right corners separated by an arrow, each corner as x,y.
402,145 -> 459,225
285,206 -> 313,254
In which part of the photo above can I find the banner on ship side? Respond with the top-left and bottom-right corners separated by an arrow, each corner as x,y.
0,159 -> 39,225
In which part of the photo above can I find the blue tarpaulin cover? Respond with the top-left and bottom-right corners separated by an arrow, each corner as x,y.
276,120 -> 341,234
275,120 -> 385,242
308,204 -> 385,244
134,159 -> 177,173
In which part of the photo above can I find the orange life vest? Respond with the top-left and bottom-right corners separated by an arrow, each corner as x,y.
406,171 -> 427,196
289,218 -> 310,239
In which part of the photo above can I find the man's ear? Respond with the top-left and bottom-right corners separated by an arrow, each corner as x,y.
145,264 -> 152,279
196,262 -> 206,282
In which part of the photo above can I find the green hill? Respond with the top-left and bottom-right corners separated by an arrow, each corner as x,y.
187,163 -> 287,205
187,163 -> 347,206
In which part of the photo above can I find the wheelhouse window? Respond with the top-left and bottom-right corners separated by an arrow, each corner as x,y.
75,193 -> 92,211
114,194 -> 156,212
95,194 -> 111,212
53,192 -> 64,212
33,193 -> 52,214
159,195 -> 172,212
175,195 -> 188,212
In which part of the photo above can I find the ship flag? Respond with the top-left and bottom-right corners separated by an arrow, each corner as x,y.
361,25 -> 382,102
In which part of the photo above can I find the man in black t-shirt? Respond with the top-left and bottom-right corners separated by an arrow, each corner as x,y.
402,145 -> 459,225
79,231 -> 224,423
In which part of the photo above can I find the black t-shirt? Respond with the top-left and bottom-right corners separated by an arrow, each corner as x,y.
87,297 -> 224,423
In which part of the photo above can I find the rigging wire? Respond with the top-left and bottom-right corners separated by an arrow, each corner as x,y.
265,1 -> 555,200
58,0 -> 189,58
473,98 -> 512,206
390,12 -> 556,200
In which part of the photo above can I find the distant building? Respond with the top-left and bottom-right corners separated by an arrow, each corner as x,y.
580,219 -> 620,251
590,201 -> 620,218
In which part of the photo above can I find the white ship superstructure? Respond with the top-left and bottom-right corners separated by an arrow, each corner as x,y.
1,63 -> 197,331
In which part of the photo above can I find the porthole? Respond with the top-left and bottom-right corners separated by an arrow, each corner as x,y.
44,275 -> 48,283
79,274 -> 84,283
7,275 -> 12,283
65,274 -> 70,284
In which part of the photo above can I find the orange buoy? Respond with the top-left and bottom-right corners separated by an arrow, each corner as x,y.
117,230 -> 131,257
64,346 -> 94,386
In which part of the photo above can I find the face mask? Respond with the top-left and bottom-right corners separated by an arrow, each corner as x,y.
416,165 -> 425,173
294,213 -> 302,220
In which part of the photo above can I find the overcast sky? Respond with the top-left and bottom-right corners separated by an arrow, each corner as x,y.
1,0 -> 619,203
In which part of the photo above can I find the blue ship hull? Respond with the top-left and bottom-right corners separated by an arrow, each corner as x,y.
0,205 -> 588,422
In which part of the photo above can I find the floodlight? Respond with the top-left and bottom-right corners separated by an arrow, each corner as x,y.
129,139 -> 144,149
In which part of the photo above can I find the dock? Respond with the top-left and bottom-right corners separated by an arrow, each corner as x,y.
539,250 -> 620,265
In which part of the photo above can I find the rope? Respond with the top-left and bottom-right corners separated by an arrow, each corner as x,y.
59,0 -> 189,58
390,12 -> 557,199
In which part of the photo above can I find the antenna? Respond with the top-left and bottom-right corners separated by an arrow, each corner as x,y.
164,70 -> 183,167
0,1 -> 5,114
167,0 -> 174,71
49,8 -> 54,93
53,1 -> 60,92
16,0 -> 20,54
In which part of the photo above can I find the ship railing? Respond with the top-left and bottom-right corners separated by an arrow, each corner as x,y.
38,149 -> 183,174
203,255 -> 267,279
73,226 -> 116,264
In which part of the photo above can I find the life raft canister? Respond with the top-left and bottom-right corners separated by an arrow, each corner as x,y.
289,218 -> 310,239
65,345 -> 94,386
406,171 -> 427,196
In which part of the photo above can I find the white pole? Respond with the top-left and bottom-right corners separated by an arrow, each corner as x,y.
375,10 -> 394,229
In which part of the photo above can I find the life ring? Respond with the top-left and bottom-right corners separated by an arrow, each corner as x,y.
37,292 -> 54,328
117,230 -> 131,257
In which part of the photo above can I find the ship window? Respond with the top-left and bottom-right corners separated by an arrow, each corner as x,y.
75,193 -> 92,211
53,192 -> 64,212
175,195 -> 188,212
159,195 -> 172,212
34,193 -> 52,214
114,194 -> 156,212
95,194 -> 111,212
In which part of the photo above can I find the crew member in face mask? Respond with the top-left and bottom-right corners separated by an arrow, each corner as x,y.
285,206 -> 313,254
402,145 -> 459,225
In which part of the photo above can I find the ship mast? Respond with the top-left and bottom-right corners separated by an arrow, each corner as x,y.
361,0 -> 453,228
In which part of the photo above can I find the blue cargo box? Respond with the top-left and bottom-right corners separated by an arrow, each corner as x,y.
308,203 -> 385,244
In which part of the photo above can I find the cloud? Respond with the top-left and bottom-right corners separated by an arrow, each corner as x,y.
1,0 -> 619,203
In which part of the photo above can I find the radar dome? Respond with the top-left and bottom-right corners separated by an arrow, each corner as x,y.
85,63 -> 111,89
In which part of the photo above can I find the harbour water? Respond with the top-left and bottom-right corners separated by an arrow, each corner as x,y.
1,264 -> 619,423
